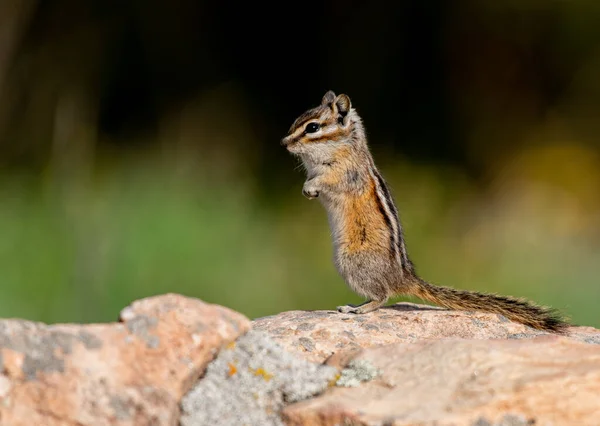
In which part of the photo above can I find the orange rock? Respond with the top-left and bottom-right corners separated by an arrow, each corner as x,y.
282,335 -> 600,425
252,302 -> 599,363
0,293 -> 250,426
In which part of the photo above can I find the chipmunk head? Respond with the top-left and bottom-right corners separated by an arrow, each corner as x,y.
281,91 -> 360,163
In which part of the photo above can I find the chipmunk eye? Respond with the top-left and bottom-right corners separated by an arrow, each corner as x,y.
305,122 -> 320,134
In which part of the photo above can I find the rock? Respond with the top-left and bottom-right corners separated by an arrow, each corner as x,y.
252,302 -> 599,363
1,295 -> 599,426
282,335 -> 600,426
180,330 -> 337,426
0,293 -> 250,426
334,359 -> 381,388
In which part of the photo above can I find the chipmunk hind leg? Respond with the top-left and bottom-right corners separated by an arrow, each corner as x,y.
334,252 -> 394,314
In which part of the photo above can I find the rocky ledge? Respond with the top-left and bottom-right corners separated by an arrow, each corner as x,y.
0,294 -> 598,426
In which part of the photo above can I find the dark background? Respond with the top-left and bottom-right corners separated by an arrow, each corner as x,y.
1,0 -> 598,327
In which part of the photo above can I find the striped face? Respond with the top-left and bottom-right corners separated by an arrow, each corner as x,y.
281,91 -> 353,156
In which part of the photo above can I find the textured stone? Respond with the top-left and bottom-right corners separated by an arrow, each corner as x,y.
252,302 -> 599,363
335,359 -> 381,388
180,330 -> 337,426
0,293 -> 250,426
1,295 -> 599,426
282,335 -> 600,426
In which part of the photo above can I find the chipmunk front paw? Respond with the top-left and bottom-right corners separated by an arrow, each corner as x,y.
302,180 -> 320,199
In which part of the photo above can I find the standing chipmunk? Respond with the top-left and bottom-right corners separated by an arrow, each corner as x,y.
280,90 -> 569,333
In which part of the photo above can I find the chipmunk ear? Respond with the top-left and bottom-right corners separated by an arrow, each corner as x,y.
333,94 -> 352,124
322,90 -> 336,105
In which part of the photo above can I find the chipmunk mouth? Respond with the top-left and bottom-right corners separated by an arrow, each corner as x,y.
285,143 -> 298,151
281,138 -> 301,154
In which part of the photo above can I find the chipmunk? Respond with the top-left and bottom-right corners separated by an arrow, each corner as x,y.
280,90 -> 569,333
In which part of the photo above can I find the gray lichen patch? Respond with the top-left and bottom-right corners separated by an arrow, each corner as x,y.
110,394 -> 134,420
22,353 -> 65,380
361,323 -> 380,332
78,331 -> 103,350
301,311 -> 334,320
123,315 -> 160,349
296,322 -> 316,332
583,335 -> 600,345
125,315 -> 158,337
298,337 -> 315,352
471,319 -> 486,328
336,359 -> 381,388
507,333 -> 544,340
472,417 -> 492,426
180,330 -> 337,426
0,321 -> 104,380
472,413 -> 535,426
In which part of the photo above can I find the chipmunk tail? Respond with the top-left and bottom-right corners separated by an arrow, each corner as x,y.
407,277 -> 570,334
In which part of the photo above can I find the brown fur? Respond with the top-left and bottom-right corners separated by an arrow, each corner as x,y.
281,91 -> 570,333
341,177 -> 390,253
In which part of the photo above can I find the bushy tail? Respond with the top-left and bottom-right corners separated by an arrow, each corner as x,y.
409,278 -> 570,333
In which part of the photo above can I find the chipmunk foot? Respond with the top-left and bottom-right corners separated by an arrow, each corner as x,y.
337,300 -> 385,314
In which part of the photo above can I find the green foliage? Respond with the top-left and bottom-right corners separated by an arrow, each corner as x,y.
0,155 -> 597,328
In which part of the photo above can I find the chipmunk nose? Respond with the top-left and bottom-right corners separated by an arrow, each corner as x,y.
280,136 -> 291,146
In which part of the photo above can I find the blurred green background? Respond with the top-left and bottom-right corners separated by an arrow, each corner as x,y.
0,1 -> 598,327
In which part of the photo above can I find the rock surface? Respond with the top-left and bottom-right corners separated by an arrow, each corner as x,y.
1,295 -> 600,426
282,335 -> 600,426
180,330 -> 337,426
0,293 -> 250,426
252,302 -> 600,363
